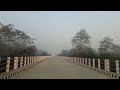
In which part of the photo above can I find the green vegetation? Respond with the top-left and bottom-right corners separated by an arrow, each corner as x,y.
0,22 -> 51,58
58,29 -> 120,60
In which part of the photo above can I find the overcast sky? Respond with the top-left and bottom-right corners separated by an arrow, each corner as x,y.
0,11 -> 120,55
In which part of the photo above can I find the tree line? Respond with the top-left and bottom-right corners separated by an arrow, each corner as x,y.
0,22 -> 51,58
58,29 -> 120,60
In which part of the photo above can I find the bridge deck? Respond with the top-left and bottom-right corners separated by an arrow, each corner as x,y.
10,56 -> 115,79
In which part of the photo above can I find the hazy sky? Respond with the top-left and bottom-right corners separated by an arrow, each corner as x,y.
0,11 -> 120,55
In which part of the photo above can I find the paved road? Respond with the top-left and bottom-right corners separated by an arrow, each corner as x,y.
10,56 -> 115,79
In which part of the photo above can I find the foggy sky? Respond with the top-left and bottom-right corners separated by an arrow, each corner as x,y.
0,11 -> 120,55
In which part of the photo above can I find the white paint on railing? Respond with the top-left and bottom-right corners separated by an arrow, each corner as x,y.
98,59 -> 101,69
105,59 -> 110,71
14,57 -> 18,69
0,56 -> 50,79
116,60 -> 119,74
20,57 -> 23,67
93,58 -> 95,68
85,58 -> 87,65
31,56 -> 33,64
24,57 -> 26,66
27,57 -> 29,65
83,58 -> 84,65
6,57 -> 10,72
62,56 -> 120,79
88,58 -> 91,66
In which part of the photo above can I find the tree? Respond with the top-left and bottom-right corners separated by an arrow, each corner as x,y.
99,37 -> 113,53
0,22 -> 37,57
98,37 -> 113,59
72,29 -> 91,57
109,44 -> 120,60
72,29 -> 91,50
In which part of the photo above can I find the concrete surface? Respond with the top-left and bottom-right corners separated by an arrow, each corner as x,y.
10,56 -> 115,79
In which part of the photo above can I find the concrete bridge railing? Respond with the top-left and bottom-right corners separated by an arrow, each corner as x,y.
60,56 -> 120,79
0,56 -> 50,79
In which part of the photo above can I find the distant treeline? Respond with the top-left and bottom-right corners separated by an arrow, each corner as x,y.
0,22 -> 51,58
58,29 -> 120,60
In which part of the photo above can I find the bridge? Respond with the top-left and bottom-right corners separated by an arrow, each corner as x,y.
0,56 -> 120,79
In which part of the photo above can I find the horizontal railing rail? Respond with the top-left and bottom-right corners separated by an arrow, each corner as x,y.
0,56 -> 51,79
59,56 -> 120,79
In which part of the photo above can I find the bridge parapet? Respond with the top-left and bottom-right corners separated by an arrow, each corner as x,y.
0,56 -> 50,79
60,56 -> 120,79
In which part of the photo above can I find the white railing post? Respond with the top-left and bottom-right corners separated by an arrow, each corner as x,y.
20,57 -> 23,67
98,59 -> 101,69
32,56 -> 33,63
14,57 -> 18,69
105,59 -> 110,71
85,58 -> 87,65
107,59 -> 110,71
27,56 -> 29,65
83,58 -> 84,65
6,57 -> 10,72
93,58 -> 95,68
116,60 -> 119,74
88,58 -> 91,66
24,57 -> 26,66
29,56 -> 30,64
